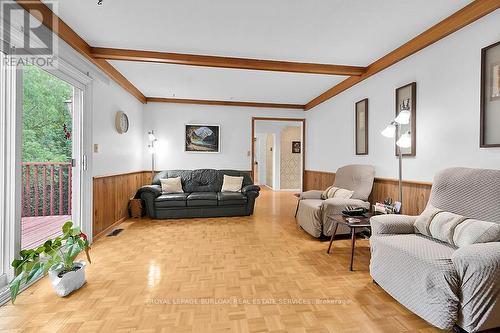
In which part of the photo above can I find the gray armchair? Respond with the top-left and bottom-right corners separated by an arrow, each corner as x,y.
296,165 -> 375,238
370,167 -> 500,332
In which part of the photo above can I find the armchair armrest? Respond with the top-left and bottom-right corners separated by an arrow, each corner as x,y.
370,214 -> 417,235
242,184 -> 260,196
135,184 -> 162,199
321,198 -> 370,218
451,242 -> 500,332
299,190 -> 323,200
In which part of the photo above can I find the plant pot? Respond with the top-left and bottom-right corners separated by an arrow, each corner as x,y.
48,261 -> 87,297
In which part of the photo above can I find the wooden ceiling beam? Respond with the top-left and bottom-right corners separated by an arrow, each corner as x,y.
305,0 -> 500,111
146,97 -> 304,110
15,0 -> 147,104
91,47 -> 366,76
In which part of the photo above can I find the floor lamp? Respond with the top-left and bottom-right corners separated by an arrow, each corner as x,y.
147,130 -> 158,178
381,101 -> 412,211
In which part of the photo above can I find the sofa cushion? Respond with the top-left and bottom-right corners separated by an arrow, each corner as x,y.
187,192 -> 218,206
370,234 -> 459,329
155,193 -> 189,208
217,192 -> 247,206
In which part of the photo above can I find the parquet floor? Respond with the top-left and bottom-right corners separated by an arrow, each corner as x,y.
0,188 -> 446,332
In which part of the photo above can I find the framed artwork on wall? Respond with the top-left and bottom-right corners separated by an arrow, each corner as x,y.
185,124 -> 220,153
395,82 -> 416,156
292,141 -> 301,153
480,40 -> 500,147
355,98 -> 368,155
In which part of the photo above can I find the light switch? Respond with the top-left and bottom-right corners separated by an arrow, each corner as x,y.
94,144 -> 99,153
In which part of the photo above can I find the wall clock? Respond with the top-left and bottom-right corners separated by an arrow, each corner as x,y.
115,111 -> 129,134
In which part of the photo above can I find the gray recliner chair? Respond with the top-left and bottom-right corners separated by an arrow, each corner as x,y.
370,167 -> 500,332
296,165 -> 375,238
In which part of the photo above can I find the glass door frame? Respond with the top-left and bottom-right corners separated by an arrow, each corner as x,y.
0,59 -> 93,304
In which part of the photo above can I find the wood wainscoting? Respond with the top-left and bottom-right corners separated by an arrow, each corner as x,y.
92,171 -> 150,239
304,170 -> 432,216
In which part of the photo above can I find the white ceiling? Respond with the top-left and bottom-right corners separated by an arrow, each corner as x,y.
54,0 -> 473,103
110,61 -> 347,103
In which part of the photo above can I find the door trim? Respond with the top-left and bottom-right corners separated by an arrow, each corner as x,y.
251,117 -> 306,191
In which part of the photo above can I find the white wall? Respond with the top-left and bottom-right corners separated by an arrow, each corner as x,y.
306,11 -> 500,182
142,103 -> 304,171
91,79 -> 144,176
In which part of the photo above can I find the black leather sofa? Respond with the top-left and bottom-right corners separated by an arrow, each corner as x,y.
136,169 -> 260,219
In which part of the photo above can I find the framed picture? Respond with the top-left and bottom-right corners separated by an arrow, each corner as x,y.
480,40 -> 500,147
292,141 -> 301,154
185,124 -> 220,153
395,82 -> 416,156
355,98 -> 368,155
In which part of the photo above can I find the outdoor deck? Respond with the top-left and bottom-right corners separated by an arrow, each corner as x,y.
21,215 -> 71,250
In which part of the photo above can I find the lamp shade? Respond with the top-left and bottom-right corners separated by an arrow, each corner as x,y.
394,110 -> 411,125
148,132 -> 156,142
147,145 -> 155,154
396,131 -> 412,148
381,123 -> 396,138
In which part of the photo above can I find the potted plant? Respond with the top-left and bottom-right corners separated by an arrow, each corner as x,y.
9,221 -> 91,303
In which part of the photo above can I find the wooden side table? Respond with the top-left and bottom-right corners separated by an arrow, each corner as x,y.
326,214 -> 372,271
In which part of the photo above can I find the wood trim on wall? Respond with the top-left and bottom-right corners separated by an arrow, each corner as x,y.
304,170 -> 432,216
146,97 -> 304,110
92,171 -> 150,239
251,117 -> 306,191
91,47 -> 367,76
304,0 -> 500,110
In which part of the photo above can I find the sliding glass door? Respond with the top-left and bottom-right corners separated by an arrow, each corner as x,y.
20,65 -> 82,250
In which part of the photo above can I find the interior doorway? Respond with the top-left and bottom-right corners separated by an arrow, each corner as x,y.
251,117 -> 305,191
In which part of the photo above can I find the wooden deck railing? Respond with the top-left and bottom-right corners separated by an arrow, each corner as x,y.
21,162 -> 72,217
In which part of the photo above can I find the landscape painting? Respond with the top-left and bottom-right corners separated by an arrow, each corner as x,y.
185,124 -> 220,153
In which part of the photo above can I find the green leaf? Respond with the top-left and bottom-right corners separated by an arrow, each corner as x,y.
26,262 -> 45,285
62,221 -> 73,234
49,262 -> 64,272
11,259 -> 23,269
70,227 -> 81,236
43,239 -> 53,249
9,271 -> 26,304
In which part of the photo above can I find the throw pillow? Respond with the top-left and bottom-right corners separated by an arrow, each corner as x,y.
160,177 -> 183,194
334,188 -> 354,199
428,211 -> 467,245
221,175 -> 244,192
321,185 -> 334,199
414,204 -> 442,236
415,204 -> 500,247
321,186 -> 354,199
453,219 -> 500,247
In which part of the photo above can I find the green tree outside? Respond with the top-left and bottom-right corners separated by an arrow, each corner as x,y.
22,65 -> 73,162
22,65 -> 73,217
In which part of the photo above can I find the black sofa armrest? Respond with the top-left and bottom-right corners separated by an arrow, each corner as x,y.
242,185 -> 260,196
135,185 -> 162,199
